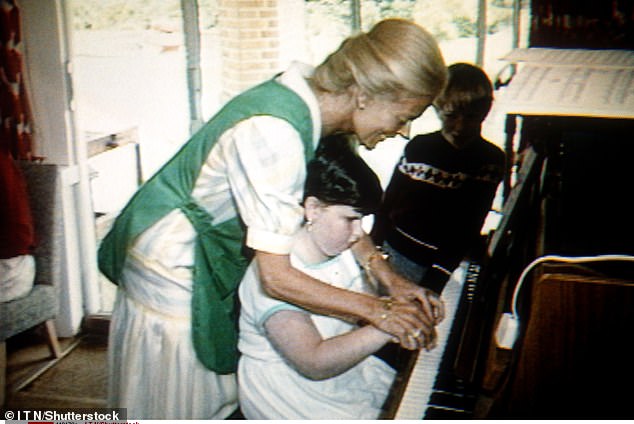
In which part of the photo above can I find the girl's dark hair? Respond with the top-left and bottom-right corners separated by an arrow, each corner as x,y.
304,134 -> 382,215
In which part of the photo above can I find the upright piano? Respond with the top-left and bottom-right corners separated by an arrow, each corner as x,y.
382,48 -> 634,419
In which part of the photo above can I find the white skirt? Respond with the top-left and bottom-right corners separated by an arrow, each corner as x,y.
107,253 -> 238,420
239,354 -> 395,419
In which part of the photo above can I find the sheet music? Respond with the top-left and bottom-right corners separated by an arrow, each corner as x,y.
497,48 -> 634,119
487,147 -> 539,258
502,48 -> 634,68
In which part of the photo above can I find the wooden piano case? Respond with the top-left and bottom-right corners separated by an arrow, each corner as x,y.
477,49 -> 634,417
483,264 -> 634,419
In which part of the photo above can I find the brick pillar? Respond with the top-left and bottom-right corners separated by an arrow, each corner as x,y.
218,0 -> 280,101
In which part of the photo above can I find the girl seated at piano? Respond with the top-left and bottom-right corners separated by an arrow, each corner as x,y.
237,135 -> 403,419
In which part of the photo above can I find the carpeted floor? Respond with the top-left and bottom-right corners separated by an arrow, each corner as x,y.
4,328 -> 246,419
5,330 -> 108,409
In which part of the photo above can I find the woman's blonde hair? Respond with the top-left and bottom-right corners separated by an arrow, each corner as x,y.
311,19 -> 447,101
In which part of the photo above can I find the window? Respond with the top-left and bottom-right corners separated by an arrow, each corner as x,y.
66,0 -> 529,312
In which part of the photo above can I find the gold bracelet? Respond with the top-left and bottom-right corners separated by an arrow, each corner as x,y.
378,296 -> 393,320
363,248 -> 388,275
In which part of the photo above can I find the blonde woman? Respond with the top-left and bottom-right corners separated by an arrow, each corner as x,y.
99,18 -> 447,420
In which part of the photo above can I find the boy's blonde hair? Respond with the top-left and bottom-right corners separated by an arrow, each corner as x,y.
311,19 -> 447,102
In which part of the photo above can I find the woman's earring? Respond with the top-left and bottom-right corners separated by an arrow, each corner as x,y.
357,93 -> 367,110
306,219 -> 313,232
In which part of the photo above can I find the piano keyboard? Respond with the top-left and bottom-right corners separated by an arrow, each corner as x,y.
391,261 -> 475,420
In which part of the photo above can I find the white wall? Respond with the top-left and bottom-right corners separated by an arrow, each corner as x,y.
20,0 -> 74,165
277,0 -> 310,70
19,0 -> 101,336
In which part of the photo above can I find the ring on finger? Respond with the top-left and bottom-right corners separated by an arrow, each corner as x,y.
406,334 -> 417,346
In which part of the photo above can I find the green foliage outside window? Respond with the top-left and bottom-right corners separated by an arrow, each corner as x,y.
71,0 -> 525,43
70,0 -> 218,31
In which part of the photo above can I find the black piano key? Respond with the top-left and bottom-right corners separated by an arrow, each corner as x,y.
382,261 -> 483,419
424,263 -> 481,418
425,405 -> 472,419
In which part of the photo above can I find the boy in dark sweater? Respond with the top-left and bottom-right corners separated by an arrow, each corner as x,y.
372,63 -> 505,297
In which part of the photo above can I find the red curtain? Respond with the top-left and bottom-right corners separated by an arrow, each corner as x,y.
1,0 -> 34,160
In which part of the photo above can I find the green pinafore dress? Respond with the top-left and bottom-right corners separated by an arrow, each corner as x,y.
98,79 -> 314,374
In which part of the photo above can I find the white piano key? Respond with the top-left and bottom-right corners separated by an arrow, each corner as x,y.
393,264 -> 465,420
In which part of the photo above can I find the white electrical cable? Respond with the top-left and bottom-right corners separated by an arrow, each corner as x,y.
510,254 -> 634,319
